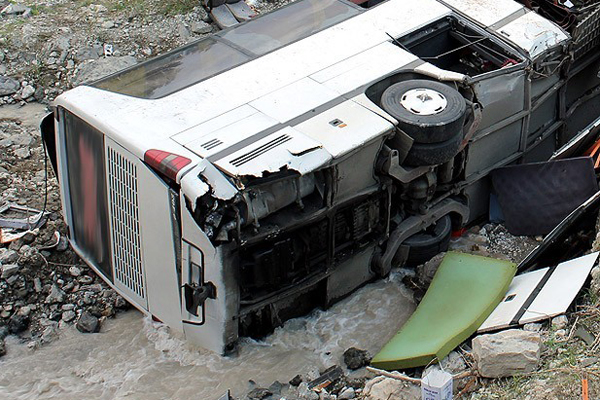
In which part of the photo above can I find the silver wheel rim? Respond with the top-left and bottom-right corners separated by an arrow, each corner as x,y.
400,88 -> 447,116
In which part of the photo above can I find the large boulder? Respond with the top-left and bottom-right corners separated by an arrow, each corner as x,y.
472,329 -> 541,378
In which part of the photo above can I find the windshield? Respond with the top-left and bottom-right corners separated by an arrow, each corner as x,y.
92,0 -> 360,99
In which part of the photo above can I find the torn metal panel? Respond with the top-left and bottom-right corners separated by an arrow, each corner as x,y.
180,161 -> 238,203
440,0 -> 524,27
497,11 -> 569,59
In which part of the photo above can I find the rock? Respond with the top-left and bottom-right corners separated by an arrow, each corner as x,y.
580,357 -> 598,368
61,310 -> 76,322
17,306 -> 31,317
76,311 -> 100,333
101,20 -> 115,29
591,265 -> 600,296
1,3 -> 31,15
13,147 -> 31,158
0,249 -> 18,265
268,381 -> 283,395
45,284 -> 66,304
191,21 -> 213,34
472,329 -> 541,378
0,76 -> 20,96
416,252 -> 445,286
554,329 -> 567,338
41,323 -> 59,344
8,313 -> 30,334
339,387 -> 355,399
74,46 -> 103,63
69,266 -> 81,277
343,347 -> 371,370
20,85 -> 35,99
33,277 -> 42,293
0,338 -> 5,357
178,23 -> 191,40
362,377 -> 420,400
290,375 -> 303,386
73,56 -> 137,85
523,323 -> 543,332
1,264 -> 21,279
552,315 -> 568,330
247,387 -> 272,399
298,382 -> 319,400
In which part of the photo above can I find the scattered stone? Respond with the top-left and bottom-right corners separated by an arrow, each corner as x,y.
554,329 -> 567,339
69,266 -> 81,277
191,21 -> 213,34
0,76 -> 20,96
362,377 -> 420,400
247,387 -> 272,399
290,374 -> 303,387
1,264 -> 21,279
20,85 -> 35,99
8,313 -> 30,334
298,382 -> 319,400
580,357 -> 598,368
268,381 -> 283,395
338,387 -> 355,399
0,249 -> 19,265
575,326 -> 595,346
73,56 -> 137,85
13,147 -> 31,159
344,347 -> 371,370
45,284 -> 66,304
472,329 -> 541,378
41,323 -> 59,344
552,315 -> 568,330
61,310 -> 76,322
76,311 -> 100,333
524,323 -> 543,332
102,20 -> 116,29
1,3 -> 31,16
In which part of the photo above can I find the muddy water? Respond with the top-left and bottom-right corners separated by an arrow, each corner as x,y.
0,273 -> 415,400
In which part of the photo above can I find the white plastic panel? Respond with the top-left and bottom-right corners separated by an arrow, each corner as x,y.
184,111 -> 279,158
313,43 -> 418,95
441,0 -> 524,27
478,268 -> 547,332
520,252 -> 599,324
478,252 -> 599,332
250,78 -> 340,123
294,100 -> 394,158
214,126 -> 332,177
497,11 -> 569,59
171,105 -> 258,145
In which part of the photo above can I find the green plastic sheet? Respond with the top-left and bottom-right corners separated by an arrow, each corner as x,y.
371,252 -> 516,370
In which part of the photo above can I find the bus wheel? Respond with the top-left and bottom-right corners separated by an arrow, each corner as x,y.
380,79 -> 467,144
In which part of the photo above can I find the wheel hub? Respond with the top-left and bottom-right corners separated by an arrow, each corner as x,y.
400,88 -> 448,115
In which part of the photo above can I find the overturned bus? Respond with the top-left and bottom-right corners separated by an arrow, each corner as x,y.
41,0 -> 600,354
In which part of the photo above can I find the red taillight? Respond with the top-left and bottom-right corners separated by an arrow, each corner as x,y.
144,149 -> 191,181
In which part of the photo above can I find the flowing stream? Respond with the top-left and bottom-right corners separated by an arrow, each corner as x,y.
0,272 -> 415,400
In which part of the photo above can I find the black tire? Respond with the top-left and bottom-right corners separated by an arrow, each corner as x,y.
404,131 -> 462,167
380,80 -> 467,144
405,215 -> 452,266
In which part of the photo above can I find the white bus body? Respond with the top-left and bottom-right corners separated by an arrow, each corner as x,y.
41,0 -> 600,353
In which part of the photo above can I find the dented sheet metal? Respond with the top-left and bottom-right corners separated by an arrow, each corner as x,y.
497,11 -> 569,59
